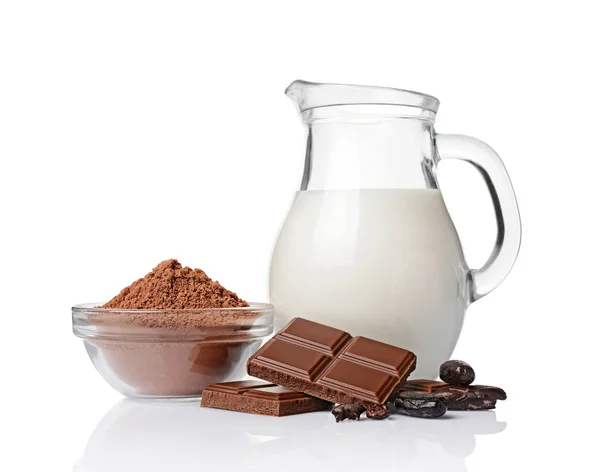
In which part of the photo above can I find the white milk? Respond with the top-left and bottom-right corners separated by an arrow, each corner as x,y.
269,188 -> 469,378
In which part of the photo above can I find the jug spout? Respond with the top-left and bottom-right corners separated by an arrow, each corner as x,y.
286,80 -> 336,114
284,79 -> 311,111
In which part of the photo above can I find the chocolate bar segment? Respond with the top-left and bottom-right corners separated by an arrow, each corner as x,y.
281,318 -> 351,355
247,318 -> 416,406
400,379 -> 447,393
201,380 -> 332,417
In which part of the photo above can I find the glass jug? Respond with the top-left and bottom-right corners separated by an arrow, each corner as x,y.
270,80 -> 521,378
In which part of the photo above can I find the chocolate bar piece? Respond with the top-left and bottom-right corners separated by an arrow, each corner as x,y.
400,379 -> 447,393
247,318 -> 416,406
201,380 -> 332,417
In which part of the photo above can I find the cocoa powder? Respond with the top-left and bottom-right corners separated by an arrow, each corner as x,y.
102,259 -> 249,310
91,259 -> 263,398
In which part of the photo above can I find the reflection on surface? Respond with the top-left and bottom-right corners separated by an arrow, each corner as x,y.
74,400 -> 506,472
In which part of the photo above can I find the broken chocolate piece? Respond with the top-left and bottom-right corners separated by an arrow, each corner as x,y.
201,380 -> 332,416
400,379 -> 447,393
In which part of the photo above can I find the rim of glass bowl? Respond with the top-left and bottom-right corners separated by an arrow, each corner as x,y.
72,302 -> 274,343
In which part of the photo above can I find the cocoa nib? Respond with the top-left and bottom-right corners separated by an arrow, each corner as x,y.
365,404 -> 391,420
332,404 -> 365,422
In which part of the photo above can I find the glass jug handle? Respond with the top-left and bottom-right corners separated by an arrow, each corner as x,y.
435,134 -> 522,303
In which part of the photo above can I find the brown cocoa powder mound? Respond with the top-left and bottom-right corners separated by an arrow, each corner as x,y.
101,259 -> 249,310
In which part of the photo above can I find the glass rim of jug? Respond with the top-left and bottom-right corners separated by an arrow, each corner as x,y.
285,80 -> 440,117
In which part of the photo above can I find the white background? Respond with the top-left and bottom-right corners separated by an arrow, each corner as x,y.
1,1 -> 598,471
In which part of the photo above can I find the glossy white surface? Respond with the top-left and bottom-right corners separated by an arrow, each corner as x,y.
75,400 -> 507,472
9,375 -> 596,471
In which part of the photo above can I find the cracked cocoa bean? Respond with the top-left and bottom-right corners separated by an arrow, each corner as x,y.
451,397 -> 497,410
366,404 -> 391,420
331,404 -> 365,422
439,360 -> 475,386
469,385 -> 507,401
435,385 -> 498,410
395,392 -> 447,418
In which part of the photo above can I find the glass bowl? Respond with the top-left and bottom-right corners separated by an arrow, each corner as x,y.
72,303 -> 273,399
